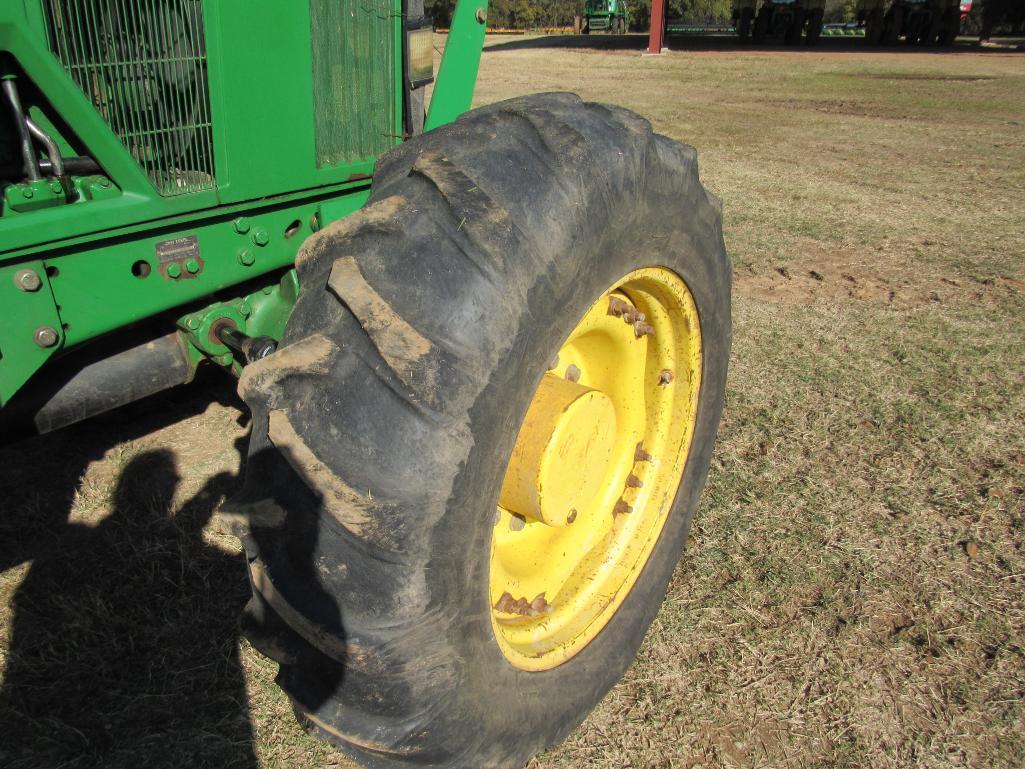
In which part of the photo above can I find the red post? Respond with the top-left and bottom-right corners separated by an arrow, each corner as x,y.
647,0 -> 666,54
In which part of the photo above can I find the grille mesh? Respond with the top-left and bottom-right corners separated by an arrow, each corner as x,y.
43,0 -> 216,196
310,0 -> 397,167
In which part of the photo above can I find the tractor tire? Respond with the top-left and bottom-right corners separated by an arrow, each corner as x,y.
738,8 -> 755,40
231,92 -> 730,769
805,8 -> 824,45
883,5 -> 904,44
785,8 -> 807,44
753,6 -> 772,42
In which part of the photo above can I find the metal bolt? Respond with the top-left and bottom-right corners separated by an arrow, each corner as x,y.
14,269 -> 42,292
613,499 -> 633,516
251,228 -> 269,246
233,217 -> 251,234
626,474 -> 643,488
635,443 -> 653,462
238,300 -> 252,317
184,258 -> 201,274
475,7 -> 487,23
185,316 -> 200,331
658,369 -> 673,385
166,262 -> 182,279
34,326 -> 59,348
49,180 -> 63,194
509,513 -> 526,532
217,352 -> 234,366
565,364 -> 581,383
21,186 -> 33,199
97,177 -> 111,188
238,248 -> 256,266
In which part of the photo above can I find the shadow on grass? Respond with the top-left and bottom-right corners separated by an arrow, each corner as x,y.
483,31 -> 1024,55
0,378 -> 258,769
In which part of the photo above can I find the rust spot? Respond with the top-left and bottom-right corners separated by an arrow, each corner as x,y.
345,172 -> 371,182
608,295 -> 631,317
633,320 -> 655,338
658,369 -> 673,386
635,443 -> 653,462
567,508 -> 578,524
626,474 -> 643,489
565,364 -> 581,383
614,499 -> 633,516
494,591 -> 551,617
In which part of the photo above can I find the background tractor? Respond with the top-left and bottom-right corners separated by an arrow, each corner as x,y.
582,0 -> 630,33
0,1 -> 730,767
858,0 -> 962,44
734,0 -> 827,44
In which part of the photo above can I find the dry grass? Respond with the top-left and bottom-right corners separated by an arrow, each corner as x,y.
2,35 -> 1024,769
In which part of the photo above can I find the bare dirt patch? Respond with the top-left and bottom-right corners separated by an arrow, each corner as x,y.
733,239 -> 1025,308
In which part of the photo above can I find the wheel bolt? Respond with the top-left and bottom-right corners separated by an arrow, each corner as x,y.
626,474 -> 643,488
613,499 -> 633,516
565,364 -> 581,383
635,443 -> 652,462
658,369 -> 673,385
34,326 -> 59,348
14,269 -> 42,292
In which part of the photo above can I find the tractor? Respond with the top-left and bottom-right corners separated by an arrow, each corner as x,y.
858,0 -> 962,44
0,1 -> 730,767
734,0 -> 827,44
582,0 -> 630,34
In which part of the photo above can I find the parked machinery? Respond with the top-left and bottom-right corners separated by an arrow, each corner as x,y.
582,0 -> 630,33
734,0 -> 826,44
859,0 -> 962,44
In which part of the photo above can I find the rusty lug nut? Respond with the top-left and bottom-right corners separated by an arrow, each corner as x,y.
658,369 -> 673,386
634,321 -> 655,338
635,443 -> 653,462
14,269 -> 42,292
608,295 -> 631,317
567,508 -> 578,524
613,499 -> 633,516
34,326 -> 59,348
626,474 -> 643,488
565,364 -> 581,383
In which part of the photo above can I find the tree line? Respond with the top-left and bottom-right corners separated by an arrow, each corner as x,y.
425,0 -> 1024,32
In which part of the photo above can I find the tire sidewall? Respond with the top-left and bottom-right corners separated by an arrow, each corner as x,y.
424,195 -> 730,763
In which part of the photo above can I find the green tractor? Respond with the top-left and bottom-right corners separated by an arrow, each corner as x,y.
734,0 -> 827,44
582,0 -> 630,34
858,0 -> 961,44
0,1 -> 730,767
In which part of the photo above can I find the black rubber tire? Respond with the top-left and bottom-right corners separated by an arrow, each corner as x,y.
785,7 -> 807,44
805,8 -> 824,45
738,7 -> 755,40
753,5 -> 772,42
231,93 -> 730,769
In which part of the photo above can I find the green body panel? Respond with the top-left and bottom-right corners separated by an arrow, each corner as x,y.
0,0 -> 488,410
583,0 -> 629,30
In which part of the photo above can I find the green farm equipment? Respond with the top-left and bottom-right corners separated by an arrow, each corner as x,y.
583,0 -> 630,33
734,0 -> 827,44
858,0 -> 961,44
1,1 -> 730,767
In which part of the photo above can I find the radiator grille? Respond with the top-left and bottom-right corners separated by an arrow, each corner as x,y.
43,0 -> 216,196
310,0 -> 397,167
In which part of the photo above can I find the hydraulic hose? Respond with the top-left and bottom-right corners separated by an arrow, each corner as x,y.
1,75 -> 42,182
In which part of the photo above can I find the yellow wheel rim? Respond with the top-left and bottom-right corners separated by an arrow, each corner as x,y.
490,267 -> 703,671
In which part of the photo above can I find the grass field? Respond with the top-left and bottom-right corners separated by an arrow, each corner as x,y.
2,35 -> 1023,769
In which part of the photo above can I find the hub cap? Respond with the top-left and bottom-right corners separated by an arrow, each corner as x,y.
490,267 -> 703,670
